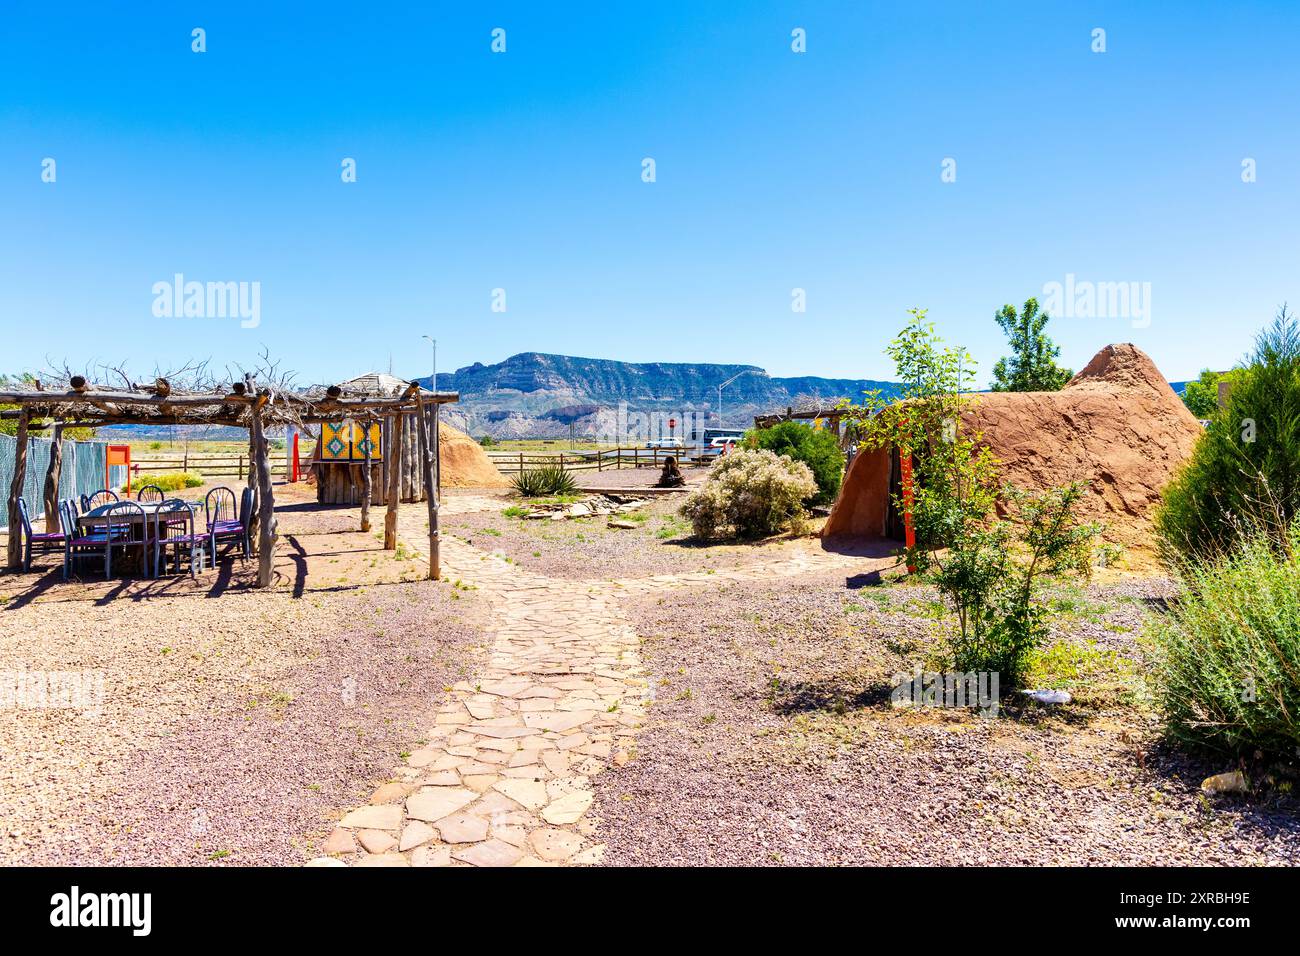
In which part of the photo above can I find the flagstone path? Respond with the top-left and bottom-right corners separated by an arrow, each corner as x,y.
307,496 -> 881,867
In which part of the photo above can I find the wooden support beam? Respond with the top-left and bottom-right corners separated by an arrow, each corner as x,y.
5,408 -> 30,569
417,394 -> 440,579
250,394 -> 277,587
383,413 -> 403,550
360,418 -> 373,532
43,421 -> 64,533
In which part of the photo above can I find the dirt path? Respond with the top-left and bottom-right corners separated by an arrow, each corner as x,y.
312,497 -> 878,866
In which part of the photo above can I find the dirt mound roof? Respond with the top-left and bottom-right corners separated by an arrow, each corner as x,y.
439,422 -> 510,488
825,344 -> 1203,555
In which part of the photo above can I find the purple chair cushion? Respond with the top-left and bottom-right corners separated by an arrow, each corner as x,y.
30,531 -> 64,542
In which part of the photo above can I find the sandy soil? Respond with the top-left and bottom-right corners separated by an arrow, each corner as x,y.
0,483 -> 490,866
440,494 -> 811,580
592,570 -> 1300,866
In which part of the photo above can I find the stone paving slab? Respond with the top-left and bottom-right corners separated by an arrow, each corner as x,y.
309,498 -> 873,868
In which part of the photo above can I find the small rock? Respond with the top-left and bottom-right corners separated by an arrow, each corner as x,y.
607,520 -> 638,530
1201,771 -> 1248,794
304,856 -> 347,867
1021,689 -> 1072,705
321,828 -> 356,855
357,829 -> 398,854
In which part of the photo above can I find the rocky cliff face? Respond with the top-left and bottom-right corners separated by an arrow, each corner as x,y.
421,352 -> 897,439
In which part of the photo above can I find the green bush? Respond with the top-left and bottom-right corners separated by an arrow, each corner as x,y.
1149,522 -> 1300,760
511,464 -> 577,497
1157,308 -> 1300,560
478,435 -> 497,447
133,472 -> 204,492
681,448 -> 816,539
747,421 -> 844,505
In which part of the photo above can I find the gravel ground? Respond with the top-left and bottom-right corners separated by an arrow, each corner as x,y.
440,495 -> 791,580
593,570 -> 1300,866
0,487 -> 490,866
574,465 -> 710,491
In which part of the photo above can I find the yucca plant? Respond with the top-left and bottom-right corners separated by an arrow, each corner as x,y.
511,464 -> 577,497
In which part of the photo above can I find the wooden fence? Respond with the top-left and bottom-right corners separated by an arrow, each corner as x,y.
131,454 -> 289,478
486,446 -> 714,475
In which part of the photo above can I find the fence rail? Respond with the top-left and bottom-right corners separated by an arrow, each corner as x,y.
132,455 -> 289,477
486,446 -> 714,475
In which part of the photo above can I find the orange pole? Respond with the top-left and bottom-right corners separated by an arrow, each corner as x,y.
900,447 -> 916,574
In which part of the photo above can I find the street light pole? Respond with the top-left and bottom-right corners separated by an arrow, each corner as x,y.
421,335 -> 437,389
717,369 -> 758,434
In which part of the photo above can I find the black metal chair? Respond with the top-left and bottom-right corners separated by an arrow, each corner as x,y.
80,488 -> 119,512
15,496 -> 65,572
205,487 -> 251,563
152,499 -> 205,578
136,484 -> 165,503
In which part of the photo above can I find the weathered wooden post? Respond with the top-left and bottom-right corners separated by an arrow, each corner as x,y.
359,417 -> 373,532
417,393 -> 440,579
5,407 -> 30,569
384,412 -> 403,550
251,391 -> 277,588
43,421 -> 64,532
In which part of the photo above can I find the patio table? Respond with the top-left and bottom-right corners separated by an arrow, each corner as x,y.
78,501 -> 197,575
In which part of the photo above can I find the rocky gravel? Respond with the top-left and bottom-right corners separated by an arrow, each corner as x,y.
0,495 -> 490,866
441,495 -> 779,580
592,569 -> 1300,866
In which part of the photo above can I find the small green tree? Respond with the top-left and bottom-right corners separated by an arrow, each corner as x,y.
1157,306 -> 1300,559
1179,368 -> 1236,419
990,297 -> 1072,392
746,420 -> 845,505
842,309 -> 1102,688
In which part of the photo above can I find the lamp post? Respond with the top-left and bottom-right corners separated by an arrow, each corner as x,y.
422,335 -> 437,390
717,369 -> 758,434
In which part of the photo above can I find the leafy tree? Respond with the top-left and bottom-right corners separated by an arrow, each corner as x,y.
746,420 -> 845,505
841,308 -> 1102,687
1179,368 -> 1238,419
990,297 -> 1072,392
1157,306 -> 1300,559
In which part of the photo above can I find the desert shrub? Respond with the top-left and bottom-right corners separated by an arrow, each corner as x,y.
1157,308 -> 1300,559
133,472 -> 204,492
681,448 -> 816,539
478,434 -> 497,447
747,420 -> 845,504
1149,521 -> 1300,760
512,464 -> 576,497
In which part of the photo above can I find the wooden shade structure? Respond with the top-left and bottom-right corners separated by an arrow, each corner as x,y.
1,373 -> 457,585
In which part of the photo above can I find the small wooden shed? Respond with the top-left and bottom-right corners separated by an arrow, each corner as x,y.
312,373 -> 439,506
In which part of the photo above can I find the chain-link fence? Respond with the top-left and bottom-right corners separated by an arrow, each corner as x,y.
0,434 -> 108,530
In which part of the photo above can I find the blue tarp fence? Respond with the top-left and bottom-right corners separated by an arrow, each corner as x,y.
0,433 -> 109,530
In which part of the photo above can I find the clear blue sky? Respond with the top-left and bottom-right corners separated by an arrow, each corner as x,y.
2,1 -> 1296,387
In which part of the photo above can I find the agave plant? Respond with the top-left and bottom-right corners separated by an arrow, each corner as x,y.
511,464 -> 577,497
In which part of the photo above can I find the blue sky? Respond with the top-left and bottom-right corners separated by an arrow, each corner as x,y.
2,1 -> 1297,387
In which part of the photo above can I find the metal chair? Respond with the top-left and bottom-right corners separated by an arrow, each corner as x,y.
152,499 -> 205,578
205,486 -> 250,564
80,489 -> 119,512
62,499 -> 149,579
15,496 -> 65,572
136,484 -> 165,503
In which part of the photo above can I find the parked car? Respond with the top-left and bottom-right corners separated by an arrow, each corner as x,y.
645,438 -> 684,449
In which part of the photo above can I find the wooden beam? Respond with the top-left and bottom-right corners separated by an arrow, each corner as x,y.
42,421 -> 64,533
5,408 -> 30,569
360,418 -> 373,532
250,395 -> 277,587
383,413 -> 403,550
417,394 -> 440,579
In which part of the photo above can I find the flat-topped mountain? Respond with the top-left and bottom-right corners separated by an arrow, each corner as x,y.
421,352 -> 899,439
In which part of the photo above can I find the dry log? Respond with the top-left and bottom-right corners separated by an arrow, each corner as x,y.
43,421 -> 64,533
384,413 -> 403,549
5,408 -> 30,569
417,394 -> 440,579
